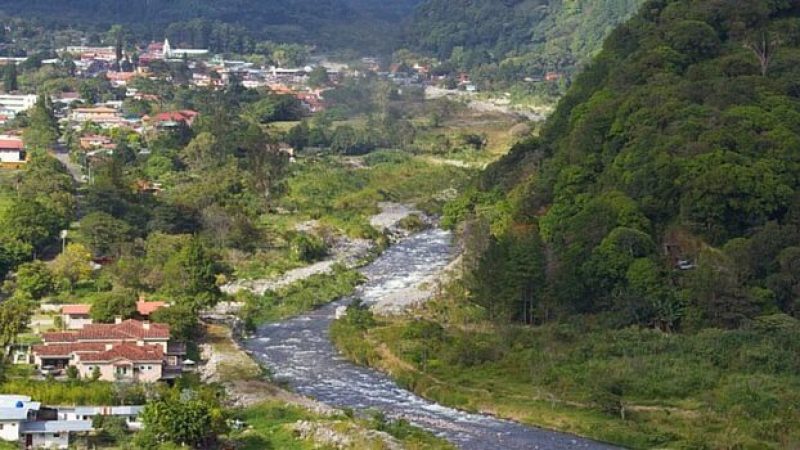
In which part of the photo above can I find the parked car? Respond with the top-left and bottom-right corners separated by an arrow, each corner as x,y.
39,366 -> 62,377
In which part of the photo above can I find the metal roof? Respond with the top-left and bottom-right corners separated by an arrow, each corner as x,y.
22,420 -> 93,433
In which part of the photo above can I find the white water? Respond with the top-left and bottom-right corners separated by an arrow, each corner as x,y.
244,229 -> 619,449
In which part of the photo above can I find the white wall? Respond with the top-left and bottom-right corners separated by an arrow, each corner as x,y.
0,150 -> 23,163
0,420 -> 21,441
31,432 -> 69,449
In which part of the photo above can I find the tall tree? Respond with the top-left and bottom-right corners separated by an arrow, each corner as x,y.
3,63 -> 17,92
22,94 -> 59,152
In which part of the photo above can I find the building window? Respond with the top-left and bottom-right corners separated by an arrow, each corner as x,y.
53,433 -> 60,438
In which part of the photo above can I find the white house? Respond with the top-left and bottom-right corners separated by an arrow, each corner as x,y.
0,94 -> 37,117
59,405 -> 144,431
60,304 -> 92,330
0,396 -> 40,442
0,136 -> 26,167
0,395 -> 143,449
21,420 -> 92,449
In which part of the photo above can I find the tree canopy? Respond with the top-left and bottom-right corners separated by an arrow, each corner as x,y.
454,0 -> 800,331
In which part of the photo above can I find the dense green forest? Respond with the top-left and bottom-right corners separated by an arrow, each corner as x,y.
464,0 -> 800,328
407,0 -> 644,87
0,0 -> 421,53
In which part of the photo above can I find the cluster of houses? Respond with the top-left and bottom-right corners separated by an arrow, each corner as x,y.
13,301 -> 193,384
0,394 -> 144,449
0,38 -> 341,170
58,39 -> 331,110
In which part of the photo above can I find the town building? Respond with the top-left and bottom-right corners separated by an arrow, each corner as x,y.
59,301 -> 167,330
78,134 -> 114,151
0,395 -> 40,442
32,319 -> 187,382
70,106 -> 122,126
163,39 -> 208,59
60,304 -> 92,330
58,405 -> 144,430
0,135 -> 27,168
143,110 -> 199,130
0,94 -> 38,117
106,71 -> 140,87
0,394 -> 144,449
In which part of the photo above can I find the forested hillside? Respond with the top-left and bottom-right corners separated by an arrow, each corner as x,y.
407,0 -> 644,87
465,0 -> 800,328
0,0 -> 421,52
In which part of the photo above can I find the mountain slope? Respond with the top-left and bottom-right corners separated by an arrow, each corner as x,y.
0,0 -> 422,51
407,0 -> 644,86
457,0 -> 800,328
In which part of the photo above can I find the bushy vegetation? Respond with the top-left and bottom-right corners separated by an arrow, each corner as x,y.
280,152 -> 471,236
334,304 -> 800,448
239,266 -> 365,328
0,379 -> 145,405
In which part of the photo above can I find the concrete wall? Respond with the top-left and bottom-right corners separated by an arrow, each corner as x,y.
77,362 -> 162,382
63,314 -> 93,330
0,420 -> 21,441
30,432 -> 69,449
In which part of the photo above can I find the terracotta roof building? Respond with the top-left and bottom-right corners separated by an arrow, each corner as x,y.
34,319 -> 185,383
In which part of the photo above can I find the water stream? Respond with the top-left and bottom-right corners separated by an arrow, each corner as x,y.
244,229 -> 618,449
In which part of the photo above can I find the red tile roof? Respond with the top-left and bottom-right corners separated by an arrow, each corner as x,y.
79,343 -> 164,363
33,343 -> 106,357
43,319 -> 170,343
0,139 -> 24,150
145,110 -> 198,125
79,320 -> 170,341
61,304 -> 91,315
42,332 -> 78,343
136,301 -> 166,316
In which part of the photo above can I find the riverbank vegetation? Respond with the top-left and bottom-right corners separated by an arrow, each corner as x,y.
334,299 -> 800,448
239,266 -> 365,329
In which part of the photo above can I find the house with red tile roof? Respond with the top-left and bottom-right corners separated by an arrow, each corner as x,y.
78,134 -> 113,151
0,135 -> 26,168
105,71 -> 140,87
60,304 -> 92,330
136,301 -> 166,318
78,343 -> 165,382
142,110 -> 198,129
33,319 -> 185,382
59,302 -> 167,330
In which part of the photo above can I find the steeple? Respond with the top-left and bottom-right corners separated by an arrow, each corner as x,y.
163,38 -> 171,58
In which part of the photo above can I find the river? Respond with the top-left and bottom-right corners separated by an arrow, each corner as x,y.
243,228 -> 618,449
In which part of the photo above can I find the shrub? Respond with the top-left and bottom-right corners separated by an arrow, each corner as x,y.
289,233 -> 328,263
